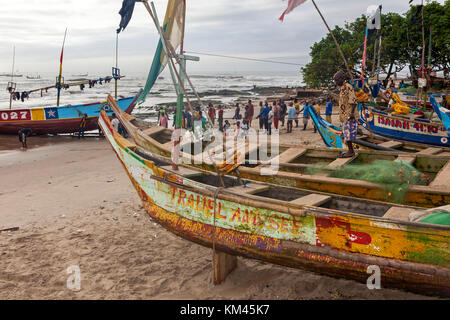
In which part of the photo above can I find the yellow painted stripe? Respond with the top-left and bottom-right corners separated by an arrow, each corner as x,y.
31,109 -> 45,121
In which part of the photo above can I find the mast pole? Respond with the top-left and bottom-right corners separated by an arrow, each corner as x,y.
115,33 -> 119,99
56,28 -> 68,107
9,46 -> 15,110
310,0 -> 352,81
171,1 -> 187,171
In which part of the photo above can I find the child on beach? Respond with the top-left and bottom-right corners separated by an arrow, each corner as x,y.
224,120 -> 231,136
239,119 -> 249,138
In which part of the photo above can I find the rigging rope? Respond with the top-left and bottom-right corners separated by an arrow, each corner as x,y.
184,51 -> 304,66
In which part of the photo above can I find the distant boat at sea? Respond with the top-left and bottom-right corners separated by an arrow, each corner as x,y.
26,74 -> 41,80
0,73 -> 23,77
71,73 -> 88,77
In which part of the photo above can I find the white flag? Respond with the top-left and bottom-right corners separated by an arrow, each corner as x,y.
366,5 -> 381,30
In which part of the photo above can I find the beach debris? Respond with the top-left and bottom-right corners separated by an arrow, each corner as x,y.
60,214 -> 66,218
0,227 -> 19,233
112,217 -> 118,221
76,229 -> 85,233
32,248 -> 37,252
107,178 -> 115,183
133,212 -> 140,218
154,234 -> 158,238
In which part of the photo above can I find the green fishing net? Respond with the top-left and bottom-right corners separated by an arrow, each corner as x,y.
306,160 -> 429,203
419,212 -> 450,226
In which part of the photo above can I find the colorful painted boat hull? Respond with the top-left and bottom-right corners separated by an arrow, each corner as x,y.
98,110 -> 450,297
359,104 -> 450,147
306,105 -> 344,148
0,90 -> 142,135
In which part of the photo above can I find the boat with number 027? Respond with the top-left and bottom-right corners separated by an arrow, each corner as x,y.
98,108 -> 450,297
0,90 -> 142,135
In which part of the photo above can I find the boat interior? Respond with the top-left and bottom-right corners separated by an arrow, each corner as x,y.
133,145 -> 423,222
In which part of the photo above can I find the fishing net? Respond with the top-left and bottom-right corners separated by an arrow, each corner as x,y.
306,160 -> 429,203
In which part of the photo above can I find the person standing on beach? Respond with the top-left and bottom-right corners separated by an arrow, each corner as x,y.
273,101 -> 281,131
78,114 -> 88,139
313,101 -> 321,133
300,101 -> 310,131
258,101 -> 264,130
334,70 -> 359,158
218,105 -> 224,132
18,128 -> 32,148
325,98 -> 333,124
159,111 -> 168,128
256,102 -> 269,132
287,102 -> 297,133
247,100 -> 254,127
294,98 -> 301,127
111,113 -> 120,132
233,103 -> 241,120
208,103 -> 215,125
280,99 -> 287,127
267,106 -> 274,135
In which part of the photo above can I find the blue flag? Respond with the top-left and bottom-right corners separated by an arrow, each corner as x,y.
117,0 -> 142,33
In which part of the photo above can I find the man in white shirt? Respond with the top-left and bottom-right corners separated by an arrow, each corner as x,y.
111,113 -> 120,132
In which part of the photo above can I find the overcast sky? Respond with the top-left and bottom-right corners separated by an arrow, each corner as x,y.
0,0 -> 444,75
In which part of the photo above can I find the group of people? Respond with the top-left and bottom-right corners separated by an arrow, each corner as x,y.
154,70 -> 358,158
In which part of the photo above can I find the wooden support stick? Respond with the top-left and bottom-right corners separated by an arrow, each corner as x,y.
0,227 -> 19,233
311,0 -> 353,80
213,251 -> 237,285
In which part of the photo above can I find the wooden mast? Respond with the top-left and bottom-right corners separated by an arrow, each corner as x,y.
9,46 -> 15,110
310,0 -> 352,80
56,28 -> 68,107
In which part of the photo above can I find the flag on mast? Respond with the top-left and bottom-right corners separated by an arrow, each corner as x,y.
138,0 -> 186,103
279,0 -> 308,22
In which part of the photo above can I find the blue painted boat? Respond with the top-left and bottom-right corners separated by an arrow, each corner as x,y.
305,105 -> 343,148
0,90 -> 142,135
430,95 -> 450,131
358,102 -> 450,148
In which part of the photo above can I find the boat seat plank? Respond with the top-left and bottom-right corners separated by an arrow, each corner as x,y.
429,162 -> 450,188
417,147 -> 443,155
378,140 -> 403,149
116,135 -> 137,149
289,194 -> 332,207
228,183 -> 270,195
395,155 -> 416,165
273,148 -> 307,164
382,207 -> 416,222
160,165 -> 202,178
327,155 -> 357,168
142,126 -> 166,137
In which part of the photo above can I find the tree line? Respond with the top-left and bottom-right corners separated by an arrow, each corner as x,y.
301,1 -> 449,88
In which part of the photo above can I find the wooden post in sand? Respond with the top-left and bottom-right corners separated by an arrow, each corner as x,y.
213,251 -> 237,285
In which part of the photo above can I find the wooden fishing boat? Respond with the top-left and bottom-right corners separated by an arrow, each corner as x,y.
0,90 -> 142,135
358,101 -> 449,148
107,96 -> 450,208
98,107 -> 450,297
306,104 -> 450,153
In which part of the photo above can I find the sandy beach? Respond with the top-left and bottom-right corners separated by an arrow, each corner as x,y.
0,111 -> 437,300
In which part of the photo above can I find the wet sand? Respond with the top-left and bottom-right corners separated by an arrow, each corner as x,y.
0,116 -> 435,300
